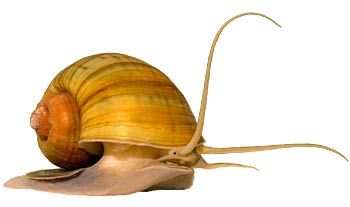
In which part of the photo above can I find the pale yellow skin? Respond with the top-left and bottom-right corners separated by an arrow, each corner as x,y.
4,13 -> 347,195
5,143 -> 195,195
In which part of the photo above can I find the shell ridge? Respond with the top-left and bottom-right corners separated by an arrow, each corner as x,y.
75,61 -> 154,103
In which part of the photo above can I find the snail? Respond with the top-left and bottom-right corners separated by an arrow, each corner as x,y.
4,12 -> 347,195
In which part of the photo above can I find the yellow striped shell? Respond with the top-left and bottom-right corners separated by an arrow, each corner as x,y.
32,53 -> 197,169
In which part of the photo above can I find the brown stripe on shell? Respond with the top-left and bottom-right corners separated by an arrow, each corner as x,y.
74,62 -> 156,104
79,80 -> 182,113
81,110 -> 196,128
80,93 -> 194,121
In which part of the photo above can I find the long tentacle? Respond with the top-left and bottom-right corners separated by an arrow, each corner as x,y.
197,143 -> 348,161
179,12 -> 281,155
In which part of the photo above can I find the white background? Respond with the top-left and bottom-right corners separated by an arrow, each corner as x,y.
0,0 -> 349,206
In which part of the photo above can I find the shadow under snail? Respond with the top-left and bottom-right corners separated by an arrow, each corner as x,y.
4,12 -> 348,195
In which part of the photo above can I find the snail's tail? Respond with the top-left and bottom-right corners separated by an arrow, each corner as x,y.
197,143 -> 348,161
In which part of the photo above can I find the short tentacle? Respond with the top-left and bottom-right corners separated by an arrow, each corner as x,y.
194,157 -> 259,171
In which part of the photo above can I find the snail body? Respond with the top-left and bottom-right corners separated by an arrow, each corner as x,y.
5,13 -> 347,195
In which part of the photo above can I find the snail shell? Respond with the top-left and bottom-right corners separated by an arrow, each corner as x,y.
30,53 -> 197,170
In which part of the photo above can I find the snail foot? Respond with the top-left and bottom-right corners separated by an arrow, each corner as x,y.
4,161 -> 194,195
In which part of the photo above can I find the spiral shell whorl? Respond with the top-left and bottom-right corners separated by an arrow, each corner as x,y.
31,92 -> 101,170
